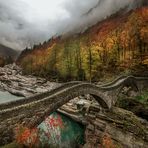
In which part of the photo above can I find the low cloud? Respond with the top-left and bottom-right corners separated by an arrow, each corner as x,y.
0,0 -> 146,50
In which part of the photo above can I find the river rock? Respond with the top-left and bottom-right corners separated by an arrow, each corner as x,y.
0,64 -> 59,97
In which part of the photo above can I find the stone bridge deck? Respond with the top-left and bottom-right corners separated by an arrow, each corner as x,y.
0,76 -> 148,145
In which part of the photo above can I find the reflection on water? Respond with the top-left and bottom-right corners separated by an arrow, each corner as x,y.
38,112 -> 85,147
16,112 -> 85,148
0,91 -> 24,104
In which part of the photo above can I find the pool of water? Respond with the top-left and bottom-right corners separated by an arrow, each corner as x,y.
0,91 -> 24,104
38,112 -> 85,147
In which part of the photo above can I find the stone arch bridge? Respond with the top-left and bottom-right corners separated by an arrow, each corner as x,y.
0,76 -> 148,145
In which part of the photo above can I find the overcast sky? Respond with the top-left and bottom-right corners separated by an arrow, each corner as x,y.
0,0 -> 143,50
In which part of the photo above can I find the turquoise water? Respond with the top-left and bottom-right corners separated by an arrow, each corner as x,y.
0,91 -> 24,104
18,112 -> 85,147
38,112 -> 85,147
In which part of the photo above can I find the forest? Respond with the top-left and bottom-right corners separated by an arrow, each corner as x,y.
17,7 -> 148,82
0,56 -> 13,67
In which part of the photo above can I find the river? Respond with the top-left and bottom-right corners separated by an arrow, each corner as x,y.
0,90 -> 24,104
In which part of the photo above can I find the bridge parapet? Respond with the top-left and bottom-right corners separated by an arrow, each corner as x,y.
0,81 -> 81,110
0,76 -> 147,145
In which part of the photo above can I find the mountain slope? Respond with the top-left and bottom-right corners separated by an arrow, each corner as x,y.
0,44 -> 20,66
0,44 -> 19,60
17,7 -> 148,81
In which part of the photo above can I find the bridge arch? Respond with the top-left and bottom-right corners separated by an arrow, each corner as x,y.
0,76 -> 148,145
27,83 -> 112,128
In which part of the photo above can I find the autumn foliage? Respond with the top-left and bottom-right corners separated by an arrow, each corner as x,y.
17,7 -> 148,81
15,114 -> 64,147
102,134 -> 115,148
15,125 -> 39,147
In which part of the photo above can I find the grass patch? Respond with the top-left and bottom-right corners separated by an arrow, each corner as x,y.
135,91 -> 148,104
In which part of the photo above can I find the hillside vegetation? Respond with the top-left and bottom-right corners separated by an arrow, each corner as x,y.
17,7 -> 148,82
0,44 -> 19,67
0,56 -> 12,67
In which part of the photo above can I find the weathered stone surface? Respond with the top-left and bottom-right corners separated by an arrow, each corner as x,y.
0,74 -> 148,146
84,107 -> 148,148
0,64 -> 60,97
